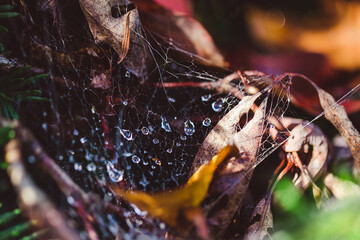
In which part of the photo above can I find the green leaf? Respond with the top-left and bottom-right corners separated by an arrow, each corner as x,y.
0,5 -> 14,11
274,178 -> 304,214
0,222 -> 31,240
0,12 -> 18,18
0,161 -> 7,170
20,230 -> 47,240
0,209 -> 21,226
0,25 -> 7,32
2,74 -> 48,92
21,96 -> 50,102
8,90 -> 42,98
0,101 -> 18,119
0,126 -> 14,145
0,65 -> 30,83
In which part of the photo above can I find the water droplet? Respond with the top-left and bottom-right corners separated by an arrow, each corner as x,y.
42,123 -> 47,130
212,98 -> 224,112
28,156 -> 35,164
123,152 -> 132,157
125,71 -> 130,78
106,161 -> 124,182
176,142 -> 181,147
201,94 -> 212,102
73,129 -> 79,136
86,163 -> 96,172
166,148 -> 173,153
152,138 -> 159,144
91,105 -> 96,114
161,116 -> 172,132
152,158 -> 161,166
159,223 -> 166,230
270,124 -> 275,129
184,120 -> 195,136
168,97 -> 176,103
118,128 -> 133,141
80,137 -> 87,144
142,160 -> 149,165
202,118 -> 211,127
151,165 -> 156,169
141,127 -> 150,135
180,135 -> 187,141
67,196 -> 75,205
132,155 -> 141,164
287,97 -> 291,103
122,101 -> 128,106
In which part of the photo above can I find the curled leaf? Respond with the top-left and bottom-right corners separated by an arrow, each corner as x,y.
133,0 -> 226,67
284,119 -> 329,189
205,96 -> 267,238
191,91 -> 262,174
307,79 -> 360,179
79,0 -> 151,78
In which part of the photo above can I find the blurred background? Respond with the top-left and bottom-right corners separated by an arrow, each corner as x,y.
155,0 -> 360,116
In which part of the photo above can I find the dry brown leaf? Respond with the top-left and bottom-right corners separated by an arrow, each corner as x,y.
132,0 -> 226,67
284,119 -> 329,190
324,173 -> 360,199
311,84 -> 360,179
91,71 -> 112,89
244,197 -> 273,240
79,0 -> 151,78
205,96 -> 267,238
111,145 -> 239,239
191,91 -> 262,174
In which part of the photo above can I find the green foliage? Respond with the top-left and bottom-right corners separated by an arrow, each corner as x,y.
0,66 -> 49,119
0,125 -> 14,169
0,125 -> 14,145
0,4 -> 49,119
273,178 -> 360,240
0,4 -> 18,32
0,205 -> 46,240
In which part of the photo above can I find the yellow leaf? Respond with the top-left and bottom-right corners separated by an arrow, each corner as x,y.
112,145 -> 239,228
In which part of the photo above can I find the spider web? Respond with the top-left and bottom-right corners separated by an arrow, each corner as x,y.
21,2 -> 290,204
11,1 -> 358,238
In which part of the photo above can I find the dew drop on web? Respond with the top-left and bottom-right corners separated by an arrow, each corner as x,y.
212,98 -> 224,112
161,116 -> 172,132
202,118 -> 211,126
86,163 -> 96,172
184,119 -> 195,136
118,128 -> 133,141
141,127 -> 150,135
201,94 -> 212,102
132,155 -> 141,164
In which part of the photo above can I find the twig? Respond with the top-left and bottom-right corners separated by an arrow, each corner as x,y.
5,137 -> 82,240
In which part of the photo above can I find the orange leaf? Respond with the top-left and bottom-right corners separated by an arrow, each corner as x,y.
112,145 -> 239,229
